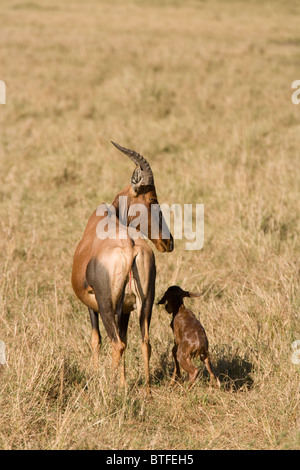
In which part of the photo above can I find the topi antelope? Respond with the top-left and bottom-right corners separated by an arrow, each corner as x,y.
72,142 -> 174,391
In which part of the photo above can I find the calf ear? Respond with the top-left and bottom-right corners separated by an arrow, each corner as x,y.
157,293 -> 167,305
188,292 -> 201,298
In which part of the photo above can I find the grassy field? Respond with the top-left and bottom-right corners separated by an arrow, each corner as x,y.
0,0 -> 299,450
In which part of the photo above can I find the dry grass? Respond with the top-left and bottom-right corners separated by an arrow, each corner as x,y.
0,0 -> 299,450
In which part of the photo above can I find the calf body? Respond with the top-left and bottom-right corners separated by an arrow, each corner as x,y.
158,286 -> 218,386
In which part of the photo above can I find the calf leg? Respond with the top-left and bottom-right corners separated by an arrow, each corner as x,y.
177,346 -> 199,383
203,354 -> 220,387
171,344 -> 181,385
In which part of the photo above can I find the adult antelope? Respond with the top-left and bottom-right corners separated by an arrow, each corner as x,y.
72,142 -> 174,391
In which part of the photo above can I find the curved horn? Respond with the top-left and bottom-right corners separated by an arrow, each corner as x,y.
111,141 -> 154,186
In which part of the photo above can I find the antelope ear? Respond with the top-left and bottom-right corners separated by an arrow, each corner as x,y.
187,292 -> 201,298
131,165 -> 143,194
157,293 -> 167,305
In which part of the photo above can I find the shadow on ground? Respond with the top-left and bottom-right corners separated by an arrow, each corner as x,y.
214,354 -> 254,391
153,344 -> 254,391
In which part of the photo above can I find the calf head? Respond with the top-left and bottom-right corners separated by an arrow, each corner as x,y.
158,285 -> 201,314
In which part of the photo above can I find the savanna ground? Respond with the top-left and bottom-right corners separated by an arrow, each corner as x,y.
0,0 -> 299,451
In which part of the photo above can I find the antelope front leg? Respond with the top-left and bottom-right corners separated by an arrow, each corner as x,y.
141,337 -> 152,393
88,308 -> 101,371
139,313 -> 152,394
117,311 -> 131,388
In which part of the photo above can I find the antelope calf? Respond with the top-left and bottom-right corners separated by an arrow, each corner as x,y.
158,286 -> 219,387
72,142 -> 174,392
